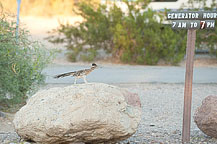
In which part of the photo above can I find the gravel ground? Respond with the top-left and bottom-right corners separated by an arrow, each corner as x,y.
0,83 -> 217,144
116,83 -> 217,144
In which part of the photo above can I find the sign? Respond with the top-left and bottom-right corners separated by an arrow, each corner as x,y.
167,11 -> 217,20
171,20 -> 215,29
167,11 -> 216,30
167,11 -> 216,143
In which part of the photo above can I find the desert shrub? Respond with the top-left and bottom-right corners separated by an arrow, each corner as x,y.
0,11 -> 52,110
48,3 -> 113,62
48,0 -> 187,65
111,6 -> 187,65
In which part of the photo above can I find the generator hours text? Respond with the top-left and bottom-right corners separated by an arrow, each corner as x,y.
168,12 -> 217,20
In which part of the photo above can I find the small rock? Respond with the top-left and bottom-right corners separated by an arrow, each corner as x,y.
0,111 -> 5,118
149,124 -> 155,127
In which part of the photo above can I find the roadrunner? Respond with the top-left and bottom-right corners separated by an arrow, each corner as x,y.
54,63 -> 98,84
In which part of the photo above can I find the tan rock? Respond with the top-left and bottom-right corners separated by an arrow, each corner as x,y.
13,83 -> 141,144
194,95 -> 217,138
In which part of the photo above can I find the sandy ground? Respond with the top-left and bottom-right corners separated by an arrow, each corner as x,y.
0,113 -> 14,132
20,16 -> 83,45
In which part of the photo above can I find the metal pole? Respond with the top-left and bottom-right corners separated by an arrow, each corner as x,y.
16,0 -> 21,41
182,29 -> 196,143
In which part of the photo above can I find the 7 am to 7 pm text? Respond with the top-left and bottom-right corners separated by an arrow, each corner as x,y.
171,20 -> 215,29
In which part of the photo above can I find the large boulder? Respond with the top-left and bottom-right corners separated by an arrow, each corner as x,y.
13,83 -> 141,144
194,95 -> 217,138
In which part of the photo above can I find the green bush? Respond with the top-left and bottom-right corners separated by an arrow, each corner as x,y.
0,11 -> 52,111
48,0 -> 189,65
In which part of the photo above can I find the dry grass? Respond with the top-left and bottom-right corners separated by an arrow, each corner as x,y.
0,0 -> 100,17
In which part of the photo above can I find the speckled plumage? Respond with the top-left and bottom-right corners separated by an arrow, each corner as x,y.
54,63 -> 97,84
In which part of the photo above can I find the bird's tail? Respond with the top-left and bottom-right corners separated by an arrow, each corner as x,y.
54,72 -> 75,78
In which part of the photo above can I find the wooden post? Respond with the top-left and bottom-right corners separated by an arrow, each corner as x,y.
16,0 -> 21,41
182,29 -> 196,143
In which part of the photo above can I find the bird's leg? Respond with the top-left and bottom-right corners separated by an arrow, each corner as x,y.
83,76 -> 88,83
74,77 -> 77,84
